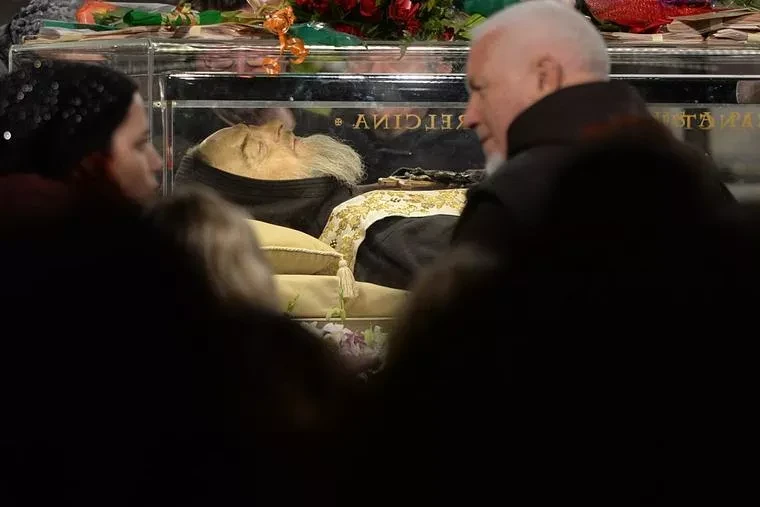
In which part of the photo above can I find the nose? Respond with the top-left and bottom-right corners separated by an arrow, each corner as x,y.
148,144 -> 162,173
265,120 -> 286,140
235,56 -> 246,74
463,97 -> 479,130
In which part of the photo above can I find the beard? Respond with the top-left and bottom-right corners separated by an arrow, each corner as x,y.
294,134 -> 365,185
196,126 -> 365,186
484,153 -> 505,176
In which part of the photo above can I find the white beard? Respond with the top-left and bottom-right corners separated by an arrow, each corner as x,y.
484,153 -> 506,177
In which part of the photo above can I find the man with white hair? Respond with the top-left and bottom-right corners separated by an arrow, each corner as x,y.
464,0 -> 610,166
451,0 -> 735,251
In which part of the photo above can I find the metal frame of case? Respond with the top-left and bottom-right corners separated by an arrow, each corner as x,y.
10,41 -> 760,197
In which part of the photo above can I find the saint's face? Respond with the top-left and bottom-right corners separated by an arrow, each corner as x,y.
199,121 -> 364,185
198,121 -> 364,184
241,121 -> 303,175
198,121 -> 311,180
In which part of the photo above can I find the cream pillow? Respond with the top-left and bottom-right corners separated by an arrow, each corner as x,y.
274,274 -> 408,319
248,220 -> 341,275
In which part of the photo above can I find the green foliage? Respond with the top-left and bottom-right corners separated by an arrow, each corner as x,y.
325,288 -> 347,325
290,0 -> 471,41
285,294 -> 300,317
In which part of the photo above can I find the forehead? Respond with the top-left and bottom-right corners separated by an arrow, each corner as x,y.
247,124 -> 276,135
467,31 -> 505,79
118,94 -> 148,133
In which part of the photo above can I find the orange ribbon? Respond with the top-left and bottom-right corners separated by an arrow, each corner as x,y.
77,2 -> 308,75
263,6 -> 296,38
286,37 -> 308,65
262,7 -> 309,74
261,57 -> 282,75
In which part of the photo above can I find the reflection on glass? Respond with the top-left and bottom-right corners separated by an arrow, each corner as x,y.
650,103 -> 760,183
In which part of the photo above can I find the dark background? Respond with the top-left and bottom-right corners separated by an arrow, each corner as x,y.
1,1 -> 29,26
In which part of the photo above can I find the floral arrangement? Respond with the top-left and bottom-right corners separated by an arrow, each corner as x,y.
306,322 -> 389,360
290,0 -> 485,40
287,288 -> 389,371
74,0 -> 308,73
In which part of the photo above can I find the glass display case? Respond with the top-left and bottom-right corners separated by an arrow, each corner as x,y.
9,41 -> 760,199
9,40 -> 760,331
8,40 -> 470,190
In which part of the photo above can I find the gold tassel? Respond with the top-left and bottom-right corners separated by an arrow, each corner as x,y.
336,258 -> 357,299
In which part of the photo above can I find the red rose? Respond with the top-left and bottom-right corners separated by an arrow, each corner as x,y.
333,23 -> 364,37
359,0 -> 381,19
337,0 -> 359,11
405,17 -> 421,35
297,0 -> 330,14
313,0 -> 331,14
388,0 -> 420,23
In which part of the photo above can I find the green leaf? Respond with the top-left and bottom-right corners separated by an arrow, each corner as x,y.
460,13 -> 486,39
286,294 -> 300,314
289,23 -> 363,46
363,327 -> 376,346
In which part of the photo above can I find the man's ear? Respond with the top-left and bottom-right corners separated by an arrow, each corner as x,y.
535,56 -> 563,96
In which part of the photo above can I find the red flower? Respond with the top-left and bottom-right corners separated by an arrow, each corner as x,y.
296,0 -> 330,14
333,23 -> 364,37
359,0 -> 381,19
313,0 -> 331,14
388,0 -> 420,23
405,17 -> 421,35
441,27 -> 455,41
337,0 -> 359,11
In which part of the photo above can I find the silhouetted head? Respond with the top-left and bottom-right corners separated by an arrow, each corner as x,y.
0,60 -> 161,202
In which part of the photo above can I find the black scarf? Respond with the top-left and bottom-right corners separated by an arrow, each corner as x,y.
175,154 -> 356,238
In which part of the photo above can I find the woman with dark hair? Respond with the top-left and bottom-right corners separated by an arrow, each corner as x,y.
0,59 -> 161,202
0,143 -> 360,506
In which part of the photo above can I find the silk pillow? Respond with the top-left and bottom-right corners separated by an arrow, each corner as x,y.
248,220 -> 341,276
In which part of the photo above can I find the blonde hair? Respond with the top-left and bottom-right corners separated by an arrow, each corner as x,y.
149,185 -> 279,311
